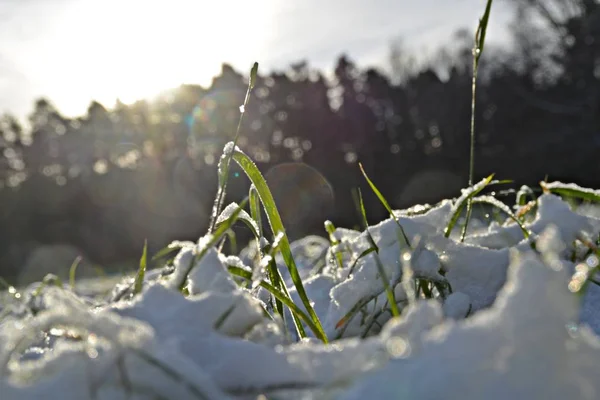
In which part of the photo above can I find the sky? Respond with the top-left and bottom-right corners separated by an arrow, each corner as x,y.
0,0 -> 514,123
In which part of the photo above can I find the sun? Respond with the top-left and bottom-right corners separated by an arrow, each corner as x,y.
37,0 -> 274,116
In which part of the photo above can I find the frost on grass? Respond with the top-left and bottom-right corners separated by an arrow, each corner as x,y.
4,184 -> 600,399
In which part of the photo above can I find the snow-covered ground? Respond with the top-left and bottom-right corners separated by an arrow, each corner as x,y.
3,185 -> 600,399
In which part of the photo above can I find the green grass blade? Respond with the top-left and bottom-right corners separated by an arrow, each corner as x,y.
228,265 -> 321,339
475,0 -> 494,66
216,201 -> 261,240
359,163 -> 410,247
464,0 -> 494,243
347,247 -> 377,276
68,256 -> 83,289
249,185 -> 263,239
324,220 -> 344,270
472,196 -> 534,248
151,241 -> 194,262
213,303 -> 237,330
249,183 -> 287,323
445,174 -> 494,238
209,62 -> 259,233
357,189 -> 399,318
516,185 -> 536,206
229,145 -> 327,343
541,181 -> 600,203
133,240 -> 148,295
174,198 -> 248,292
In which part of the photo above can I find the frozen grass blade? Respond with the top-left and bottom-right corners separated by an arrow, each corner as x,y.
209,62 -> 259,233
359,163 -> 410,248
472,196 -> 534,248
347,247 -> 377,276
152,241 -> 194,262
216,202 -> 261,240
227,265 -> 321,339
325,220 -> 344,270
249,185 -> 263,239
248,184 -> 287,321
133,240 -> 148,295
174,199 -> 248,292
227,145 -> 327,342
445,174 -> 494,238
463,0 -> 494,242
540,181 -> 600,203
357,189 -> 400,318
68,256 -> 83,289
262,234 -> 289,327
516,185 -> 536,206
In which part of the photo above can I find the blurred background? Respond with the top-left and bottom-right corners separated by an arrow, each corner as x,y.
0,0 -> 598,284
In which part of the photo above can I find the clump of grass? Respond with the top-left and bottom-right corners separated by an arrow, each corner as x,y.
227,145 -> 327,342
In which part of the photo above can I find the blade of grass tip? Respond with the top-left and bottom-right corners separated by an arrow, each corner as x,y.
209,62 -> 259,233
357,189 -> 400,317
475,0 -> 493,66
230,147 -> 327,342
463,0 -> 494,243
68,256 -> 83,289
133,240 -> 148,295
359,163 -> 410,248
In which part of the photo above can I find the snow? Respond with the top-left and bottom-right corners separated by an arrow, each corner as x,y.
3,181 -> 600,399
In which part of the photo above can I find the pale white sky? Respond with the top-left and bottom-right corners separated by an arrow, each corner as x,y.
0,0 -> 513,122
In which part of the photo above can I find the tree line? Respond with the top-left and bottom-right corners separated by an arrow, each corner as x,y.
1,0 -> 599,281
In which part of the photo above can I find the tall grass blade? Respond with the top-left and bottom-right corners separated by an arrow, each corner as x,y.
463,0 -> 494,242
228,145 -> 327,342
209,62 -> 259,233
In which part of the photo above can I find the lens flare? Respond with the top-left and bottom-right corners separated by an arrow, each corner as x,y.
264,162 -> 334,240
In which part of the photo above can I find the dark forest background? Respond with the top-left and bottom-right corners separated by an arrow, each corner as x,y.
2,0 -> 600,284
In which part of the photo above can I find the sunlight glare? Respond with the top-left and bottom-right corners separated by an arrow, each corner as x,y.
38,0 -> 274,116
